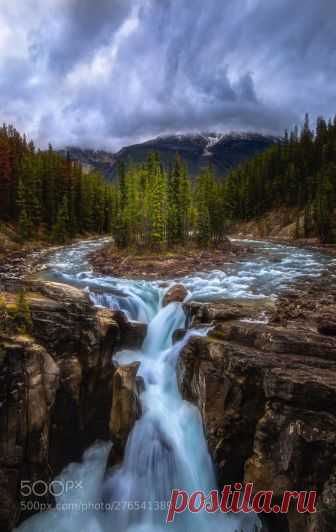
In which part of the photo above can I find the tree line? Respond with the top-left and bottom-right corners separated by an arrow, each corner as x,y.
0,124 -> 228,248
3,114 -> 333,249
222,114 -> 336,243
0,124 -> 117,242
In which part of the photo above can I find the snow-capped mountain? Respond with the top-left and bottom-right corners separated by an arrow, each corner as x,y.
60,132 -> 278,181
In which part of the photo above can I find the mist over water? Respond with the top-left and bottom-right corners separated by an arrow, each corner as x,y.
18,239 -> 330,532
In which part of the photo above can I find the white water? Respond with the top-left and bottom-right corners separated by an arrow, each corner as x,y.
17,239 -> 331,532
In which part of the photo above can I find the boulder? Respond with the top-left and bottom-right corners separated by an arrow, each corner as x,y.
97,308 -> 147,349
162,284 -> 188,306
173,328 -> 187,343
109,309 -> 147,349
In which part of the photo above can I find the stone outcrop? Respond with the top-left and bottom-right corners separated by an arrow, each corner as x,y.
178,290 -> 336,532
0,336 -> 60,529
185,297 -> 274,326
109,362 -> 142,464
102,308 -> 147,349
162,284 -> 188,306
0,281 -> 147,531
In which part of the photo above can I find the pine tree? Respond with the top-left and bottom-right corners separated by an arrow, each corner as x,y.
18,207 -> 32,241
118,160 -> 127,210
294,215 -> 302,239
167,163 -> 180,246
197,201 -> 211,247
314,172 -> 334,243
178,163 -> 192,243
195,166 -> 216,245
148,159 -> 168,249
0,134 -> 12,218
303,204 -> 313,237
52,197 -> 70,243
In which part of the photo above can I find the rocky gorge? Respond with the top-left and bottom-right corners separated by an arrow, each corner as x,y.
0,239 -> 336,532
178,275 -> 336,532
0,279 -> 146,531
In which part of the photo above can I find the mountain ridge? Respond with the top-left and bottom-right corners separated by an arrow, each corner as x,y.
59,131 -> 279,180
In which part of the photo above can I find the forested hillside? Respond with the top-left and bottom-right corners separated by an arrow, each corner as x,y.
2,114 -> 334,249
223,114 -> 336,243
0,124 -> 227,248
0,125 -> 117,243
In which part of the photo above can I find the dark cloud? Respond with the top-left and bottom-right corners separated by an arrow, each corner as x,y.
0,0 -> 335,150
44,0 -> 133,73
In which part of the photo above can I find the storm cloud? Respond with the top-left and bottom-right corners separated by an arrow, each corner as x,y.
0,0 -> 335,150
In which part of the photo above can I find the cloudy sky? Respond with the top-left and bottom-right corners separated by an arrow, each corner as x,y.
0,0 -> 335,151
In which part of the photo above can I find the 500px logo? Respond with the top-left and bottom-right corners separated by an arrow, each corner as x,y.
20,480 -> 83,498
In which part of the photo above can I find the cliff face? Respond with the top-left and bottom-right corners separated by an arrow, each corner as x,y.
0,281 -> 146,531
178,286 -> 336,532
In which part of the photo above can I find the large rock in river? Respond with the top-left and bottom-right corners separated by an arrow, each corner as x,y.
109,362 -> 142,463
163,284 -> 188,306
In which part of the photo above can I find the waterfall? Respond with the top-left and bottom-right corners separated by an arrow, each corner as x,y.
17,285 -> 260,532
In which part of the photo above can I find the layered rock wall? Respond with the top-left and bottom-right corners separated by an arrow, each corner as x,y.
178,291 -> 336,532
0,281 -> 146,531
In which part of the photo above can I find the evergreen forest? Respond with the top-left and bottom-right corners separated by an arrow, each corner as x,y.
1,114 -> 335,248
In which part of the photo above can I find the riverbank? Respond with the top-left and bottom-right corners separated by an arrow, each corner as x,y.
0,226 -> 112,285
264,237 -> 336,256
231,207 -> 336,255
231,233 -> 336,257
88,239 -> 254,280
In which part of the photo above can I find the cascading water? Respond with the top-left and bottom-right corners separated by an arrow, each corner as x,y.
17,238 -> 332,532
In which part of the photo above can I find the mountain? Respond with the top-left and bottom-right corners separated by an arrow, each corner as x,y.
60,132 -> 278,181
57,147 -> 116,180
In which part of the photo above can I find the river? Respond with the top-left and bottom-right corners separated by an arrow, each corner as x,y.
16,239 -> 332,532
